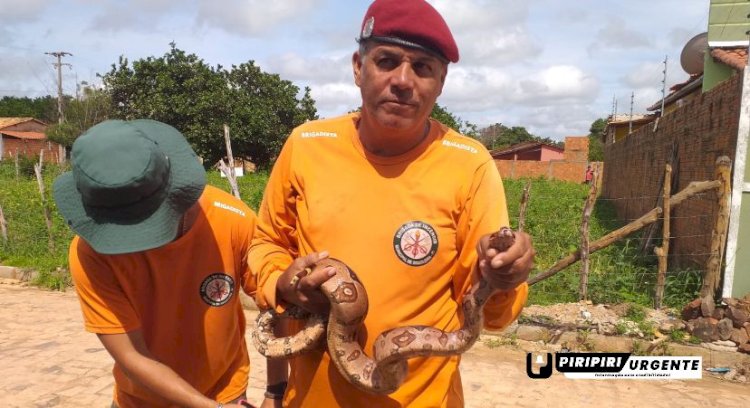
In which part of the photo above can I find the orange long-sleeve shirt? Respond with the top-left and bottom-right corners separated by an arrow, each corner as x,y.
249,113 -> 528,407
70,186 -> 256,407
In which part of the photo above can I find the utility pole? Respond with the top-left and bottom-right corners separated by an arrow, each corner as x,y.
628,91 -> 635,134
659,55 -> 668,116
45,51 -> 72,124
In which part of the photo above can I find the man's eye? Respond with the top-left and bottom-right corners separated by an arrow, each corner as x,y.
414,62 -> 433,75
376,58 -> 397,69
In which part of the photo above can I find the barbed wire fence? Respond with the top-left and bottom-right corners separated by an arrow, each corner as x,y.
506,156 -> 732,310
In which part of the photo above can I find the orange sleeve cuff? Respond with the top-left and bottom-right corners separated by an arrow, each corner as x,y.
260,269 -> 288,313
482,282 -> 529,331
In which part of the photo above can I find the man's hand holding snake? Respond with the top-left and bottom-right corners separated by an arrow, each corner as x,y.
476,229 -> 535,291
275,251 -> 337,315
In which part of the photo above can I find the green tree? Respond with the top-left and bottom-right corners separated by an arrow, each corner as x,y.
587,118 -> 606,161
298,86 -> 318,123
474,123 -> 562,151
45,87 -> 112,148
430,103 -> 478,137
0,96 -> 57,123
100,44 -> 316,168
222,62 -> 314,167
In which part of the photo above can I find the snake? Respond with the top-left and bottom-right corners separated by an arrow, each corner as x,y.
252,227 -> 516,395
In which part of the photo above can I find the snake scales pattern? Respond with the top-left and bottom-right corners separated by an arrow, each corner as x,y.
252,227 -> 516,395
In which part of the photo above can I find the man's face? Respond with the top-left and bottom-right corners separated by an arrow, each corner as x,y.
353,42 -> 447,132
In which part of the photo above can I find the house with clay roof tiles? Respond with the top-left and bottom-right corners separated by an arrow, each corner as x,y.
0,117 -> 62,162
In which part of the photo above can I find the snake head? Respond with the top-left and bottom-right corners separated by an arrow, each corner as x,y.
488,227 -> 515,252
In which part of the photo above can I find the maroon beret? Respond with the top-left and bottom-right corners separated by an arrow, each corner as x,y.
358,0 -> 459,63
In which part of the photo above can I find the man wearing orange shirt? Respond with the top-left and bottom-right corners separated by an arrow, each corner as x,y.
53,119 -> 285,408
249,0 -> 535,407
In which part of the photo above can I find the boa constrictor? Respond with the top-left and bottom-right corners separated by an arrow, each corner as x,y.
252,227 -> 516,395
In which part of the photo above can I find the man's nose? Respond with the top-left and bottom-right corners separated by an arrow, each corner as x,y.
391,63 -> 416,89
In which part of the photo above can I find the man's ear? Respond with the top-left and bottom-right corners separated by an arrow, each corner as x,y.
437,65 -> 448,97
352,51 -> 363,87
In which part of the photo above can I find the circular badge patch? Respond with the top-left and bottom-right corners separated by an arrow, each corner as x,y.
200,273 -> 235,307
393,221 -> 438,266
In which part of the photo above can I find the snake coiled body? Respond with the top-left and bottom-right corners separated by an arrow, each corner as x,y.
252,227 -> 516,395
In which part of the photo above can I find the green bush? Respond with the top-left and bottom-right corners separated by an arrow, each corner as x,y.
503,177 -> 702,308
1,166 -> 703,307
0,162 -> 268,290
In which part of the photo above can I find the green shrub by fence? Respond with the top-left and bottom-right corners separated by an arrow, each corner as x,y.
0,162 -> 701,308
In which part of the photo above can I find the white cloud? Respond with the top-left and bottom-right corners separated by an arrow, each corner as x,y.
432,0 -> 527,30
265,53 -> 352,84
588,17 -> 651,55
0,0 -> 48,22
309,82 -> 360,119
0,52 -> 56,96
445,65 -> 598,107
0,0 -> 716,142
196,0 -> 321,37
514,65 -> 600,103
622,61 -> 665,89
441,66 -> 513,111
432,0 -> 540,65
520,105 -> 598,139
87,0 -> 186,33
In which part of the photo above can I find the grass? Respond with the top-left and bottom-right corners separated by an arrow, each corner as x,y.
1,166 -> 704,308
0,160 -> 72,288
0,160 -> 269,290
625,303 -> 647,322
483,333 -> 517,348
503,177 -> 702,309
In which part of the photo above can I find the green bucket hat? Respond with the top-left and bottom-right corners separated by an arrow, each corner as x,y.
53,119 -> 206,255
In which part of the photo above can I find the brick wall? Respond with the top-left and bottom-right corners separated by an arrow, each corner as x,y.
2,137 -> 62,162
602,73 -> 742,269
0,120 -> 61,162
495,137 -> 591,183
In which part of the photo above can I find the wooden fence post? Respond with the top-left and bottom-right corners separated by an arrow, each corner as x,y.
701,156 -> 732,299
0,204 -> 7,244
579,165 -> 599,301
217,124 -> 241,199
529,180 -> 721,285
14,150 -> 19,181
33,152 -> 54,249
517,181 -> 531,232
653,164 -> 672,309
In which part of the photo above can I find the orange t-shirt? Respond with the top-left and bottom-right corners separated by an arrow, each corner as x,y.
249,113 -> 528,407
69,186 -> 257,407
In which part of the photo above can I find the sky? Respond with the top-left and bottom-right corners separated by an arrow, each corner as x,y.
0,0 -> 709,141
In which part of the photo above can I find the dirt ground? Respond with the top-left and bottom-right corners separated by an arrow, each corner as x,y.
1,280 -> 748,407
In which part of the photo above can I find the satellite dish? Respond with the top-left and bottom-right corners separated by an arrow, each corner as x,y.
680,32 -> 708,75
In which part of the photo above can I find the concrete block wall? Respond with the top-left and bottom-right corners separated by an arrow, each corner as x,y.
602,73 -> 742,269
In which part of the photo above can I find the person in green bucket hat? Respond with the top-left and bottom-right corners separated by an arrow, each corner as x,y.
54,119 -> 286,408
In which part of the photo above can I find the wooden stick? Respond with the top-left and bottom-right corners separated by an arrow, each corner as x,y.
33,160 -> 54,249
579,164 -> 599,301
221,124 -> 241,199
14,150 -> 19,181
529,180 -> 721,285
0,204 -> 7,244
517,180 -> 531,232
701,156 -> 732,298
653,164 -> 672,309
